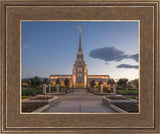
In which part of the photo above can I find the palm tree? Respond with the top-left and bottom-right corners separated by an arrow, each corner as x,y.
56,79 -> 61,84
107,79 -> 115,87
56,79 -> 61,92
64,78 -> 70,93
98,81 -> 103,85
90,80 -> 96,88
43,78 -> 50,84
64,78 -> 70,88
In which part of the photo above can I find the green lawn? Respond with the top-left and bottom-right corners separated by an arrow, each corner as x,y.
30,96 -> 53,100
117,89 -> 138,95
22,96 -> 32,100
126,96 -> 139,100
106,96 -> 127,100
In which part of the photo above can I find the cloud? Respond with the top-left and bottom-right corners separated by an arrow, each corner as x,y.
129,53 -> 138,62
89,47 -> 129,62
22,44 -> 30,48
116,64 -> 138,69
115,54 -> 130,61
89,47 -> 138,63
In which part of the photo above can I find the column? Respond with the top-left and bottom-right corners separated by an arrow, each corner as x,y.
100,84 -> 103,93
48,84 -> 51,93
43,84 -> 46,94
57,84 -> 59,93
113,84 -> 117,94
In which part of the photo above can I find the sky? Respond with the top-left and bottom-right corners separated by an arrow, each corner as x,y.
22,21 -> 139,81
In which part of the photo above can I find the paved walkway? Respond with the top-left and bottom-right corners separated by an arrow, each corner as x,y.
43,92 -> 117,113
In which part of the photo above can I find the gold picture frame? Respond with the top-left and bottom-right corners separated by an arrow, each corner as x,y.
0,0 -> 159,133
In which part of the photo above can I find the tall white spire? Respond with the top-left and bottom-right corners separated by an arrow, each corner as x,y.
78,26 -> 82,54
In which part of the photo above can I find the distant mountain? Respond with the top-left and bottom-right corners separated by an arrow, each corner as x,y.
22,77 -> 48,82
39,77 -> 48,81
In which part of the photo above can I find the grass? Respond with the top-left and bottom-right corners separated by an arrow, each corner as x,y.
115,103 -> 139,112
106,96 -> 127,100
126,96 -> 139,100
117,89 -> 138,95
30,96 -> 53,100
22,96 -> 32,100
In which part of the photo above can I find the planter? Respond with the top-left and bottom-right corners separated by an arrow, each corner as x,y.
110,104 -> 128,113
94,93 -> 115,96
114,103 -> 139,113
32,104 -> 50,113
45,92 -> 66,95
102,96 -> 138,106
22,96 -> 58,113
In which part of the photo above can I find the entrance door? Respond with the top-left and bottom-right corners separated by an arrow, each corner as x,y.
76,82 -> 84,88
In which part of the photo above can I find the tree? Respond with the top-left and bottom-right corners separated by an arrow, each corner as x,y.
90,80 -> 96,88
30,76 -> 42,87
64,78 -> 70,88
22,79 -> 30,87
117,78 -> 128,87
98,81 -> 103,85
43,78 -> 50,84
22,79 -> 30,84
132,79 -> 139,88
107,79 -> 115,87
56,79 -> 61,84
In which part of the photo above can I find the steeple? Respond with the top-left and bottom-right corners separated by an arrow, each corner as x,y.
78,26 -> 82,54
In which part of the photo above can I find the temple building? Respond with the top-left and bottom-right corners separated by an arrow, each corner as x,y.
49,27 -> 110,88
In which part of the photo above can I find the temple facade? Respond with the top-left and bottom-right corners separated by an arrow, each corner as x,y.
49,27 -> 110,88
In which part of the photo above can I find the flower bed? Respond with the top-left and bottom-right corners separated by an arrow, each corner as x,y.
22,96 -> 58,113
115,103 -> 139,113
22,103 -> 46,112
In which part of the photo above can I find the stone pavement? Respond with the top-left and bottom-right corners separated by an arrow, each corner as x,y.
43,92 -> 117,113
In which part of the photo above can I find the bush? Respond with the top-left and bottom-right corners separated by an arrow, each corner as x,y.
117,87 -> 125,90
22,96 -> 31,100
103,87 -> 112,93
103,89 -> 111,93
22,88 -> 43,96
51,87 -> 56,92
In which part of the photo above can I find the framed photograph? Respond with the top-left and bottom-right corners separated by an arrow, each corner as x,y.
0,0 -> 159,133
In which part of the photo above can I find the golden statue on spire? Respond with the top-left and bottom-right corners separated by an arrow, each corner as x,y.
78,26 -> 81,32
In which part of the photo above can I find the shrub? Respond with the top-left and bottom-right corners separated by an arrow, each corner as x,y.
22,88 -> 43,96
117,87 -> 125,90
117,89 -> 138,95
51,87 -> 56,92
22,96 -> 30,100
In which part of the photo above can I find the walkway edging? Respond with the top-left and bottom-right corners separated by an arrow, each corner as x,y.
32,96 -> 58,113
